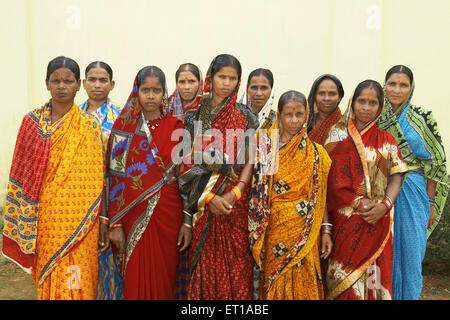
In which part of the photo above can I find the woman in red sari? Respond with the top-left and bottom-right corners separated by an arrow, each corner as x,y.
178,54 -> 259,299
324,80 -> 408,300
107,66 -> 191,299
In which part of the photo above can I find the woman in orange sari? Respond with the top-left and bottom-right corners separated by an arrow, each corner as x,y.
2,56 -> 104,300
249,90 -> 332,300
324,80 -> 408,300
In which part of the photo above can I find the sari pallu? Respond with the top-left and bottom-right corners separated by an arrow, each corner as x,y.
3,102 -> 104,300
239,83 -> 277,132
178,63 -> 259,300
324,100 -> 408,300
249,98 -> 331,300
377,82 -> 448,300
107,77 -> 183,299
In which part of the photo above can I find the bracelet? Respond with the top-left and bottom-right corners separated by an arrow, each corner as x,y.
321,231 -> 332,236
183,212 -> 193,228
429,196 -> 436,204
232,186 -> 242,201
183,222 -> 193,229
205,192 -> 215,204
321,223 -> 333,227
355,198 -> 363,211
236,180 -> 248,187
110,223 -> 123,229
99,217 -> 109,226
381,198 -> 392,213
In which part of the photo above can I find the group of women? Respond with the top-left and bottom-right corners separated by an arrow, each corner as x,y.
1,53 -> 447,300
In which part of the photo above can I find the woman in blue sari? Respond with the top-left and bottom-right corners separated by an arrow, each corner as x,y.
377,65 -> 448,300
80,61 -> 123,300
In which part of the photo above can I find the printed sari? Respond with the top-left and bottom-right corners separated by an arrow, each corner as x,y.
324,93 -> 408,300
307,74 -> 344,145
2,102 -> 104,300
239,83 -> 277,132
80,98 -> 124,300
377,82 -> 448,300
178,60 -> 259,300
107,76 -> 184,300
249,97 -> 331,300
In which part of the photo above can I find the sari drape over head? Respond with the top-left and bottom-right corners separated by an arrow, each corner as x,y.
306,74 -> 344,145
168,68 -> 204,123
324,90 -> 408,300
2,102 -> 104,299
107,76 -> 184,299
239,83 -> 277,132
178,58 -> 259,299
377,81 -> 448,300
249,96 -> 331,299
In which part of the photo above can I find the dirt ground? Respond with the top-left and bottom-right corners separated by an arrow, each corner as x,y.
0,236 -> 448,300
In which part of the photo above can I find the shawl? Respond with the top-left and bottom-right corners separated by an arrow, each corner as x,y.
377,82 -> 448,237
167,67 -> 204,122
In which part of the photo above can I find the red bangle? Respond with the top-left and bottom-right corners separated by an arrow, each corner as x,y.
236,180 -> 248,187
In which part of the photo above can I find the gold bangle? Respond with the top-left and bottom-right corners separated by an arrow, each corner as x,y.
183,222 -> 193,229
99,218 -> 109,226
205,191 -> 215,204
232,186 -> 242,201
110,223 -> 123,229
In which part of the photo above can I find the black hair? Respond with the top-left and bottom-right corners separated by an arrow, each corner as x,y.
46,56 -> 80,81
351,80 -> 384,110
175,63 -> 201,82
136,66 -> 166,95
247,68 -> 274,88
210,54 -> 242,81
278,90 -> 307,114
85,61 -> 113,80
385,65 -> 414,85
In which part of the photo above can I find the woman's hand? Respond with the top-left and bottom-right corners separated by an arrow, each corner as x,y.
207,194 -> 233,216
359,203 -> 387,225
109,226 -> 126,254
99,223 -> 110,254
356,198 -> 376,213
427,204 -> 435,229
177,224 -> 192,252
320,233 -> 333,259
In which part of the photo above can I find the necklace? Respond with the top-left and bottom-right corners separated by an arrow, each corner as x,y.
146,116 -> 162,130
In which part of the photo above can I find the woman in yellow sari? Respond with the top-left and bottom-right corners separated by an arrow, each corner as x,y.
1,56 -> 104,300
249,90 -> 332,300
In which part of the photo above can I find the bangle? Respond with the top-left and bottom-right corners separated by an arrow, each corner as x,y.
429,196 -> 436,204
236,180 -> 248,187
355,198 -> 363,211
110,223 -> 123,229
99,218 -> 109,226
321,223 -> 333,227
321,231 -> 332,236
381,197 -> 392,213
205,191 -> 215,204
183,223 -> 193,229
183,212 -> 193,228
232,186 -> 242,201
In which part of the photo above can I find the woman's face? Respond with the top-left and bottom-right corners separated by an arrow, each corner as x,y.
247,75 -> 272,111
212,66 -> 238,101
83,67 -> 115,102
279,101 -> 307,137
315,78 -> 340,115
353,87 -> 380,127
138,76 -> 164,114
385,72 -> 411,110
46,67 -> 81,104
176,71 -> 199,103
